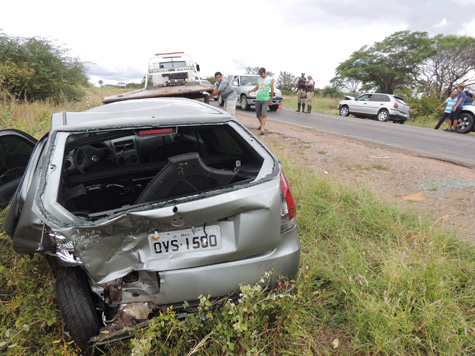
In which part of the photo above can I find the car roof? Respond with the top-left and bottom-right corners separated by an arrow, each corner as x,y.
50,98 -> 232,132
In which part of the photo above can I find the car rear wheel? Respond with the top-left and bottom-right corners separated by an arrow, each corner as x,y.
339,105 -> 349,116
456,112 -> 474,134
55,267 -> 102,352
241,95 -> 249,111
217,94 -> 224,107
377,109 -> 389,122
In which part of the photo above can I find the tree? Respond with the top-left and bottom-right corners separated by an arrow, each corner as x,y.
0,32 -> 87,102
276,71 -> 297,91
330,76 -> 361,95
245,66 -> 274,78
417,34 -> 475,99
332,31 -> 434,94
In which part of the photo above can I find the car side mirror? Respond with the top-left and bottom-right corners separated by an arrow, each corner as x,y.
196,64 -> 200,72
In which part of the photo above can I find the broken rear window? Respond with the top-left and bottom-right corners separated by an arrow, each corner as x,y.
59,125 -> 263,220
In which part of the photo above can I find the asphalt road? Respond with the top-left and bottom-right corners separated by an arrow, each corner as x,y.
209,101 -> 475,168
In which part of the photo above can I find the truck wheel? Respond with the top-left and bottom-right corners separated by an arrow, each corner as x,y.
240,96 -> 249,111
218,94 -> 224,106
269,105 -> 279,111
456,112 -> 474,134
55,267 -> 102,352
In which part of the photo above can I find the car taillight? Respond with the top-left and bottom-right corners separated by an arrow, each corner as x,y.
280,172 -> 296,232
393,102 -> 398,109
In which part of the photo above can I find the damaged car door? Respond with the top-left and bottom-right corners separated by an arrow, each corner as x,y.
0,129 -> 37,210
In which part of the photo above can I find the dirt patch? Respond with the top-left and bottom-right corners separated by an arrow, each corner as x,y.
234,112 -> 475,243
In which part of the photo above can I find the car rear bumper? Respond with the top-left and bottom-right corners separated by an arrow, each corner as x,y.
389,110 -> 409,121
155,227 -> 300,305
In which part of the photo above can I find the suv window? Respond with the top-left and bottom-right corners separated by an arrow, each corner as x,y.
371,94 -> 390,102
357,94 -> 372,102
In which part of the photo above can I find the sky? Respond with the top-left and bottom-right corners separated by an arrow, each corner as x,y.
1,0 -> 475,89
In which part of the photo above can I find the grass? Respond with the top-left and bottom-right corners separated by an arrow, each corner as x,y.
283,94 -> 340,115
1,89 -> 474,355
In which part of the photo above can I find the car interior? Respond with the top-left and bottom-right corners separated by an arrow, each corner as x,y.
60,125 -> 264,220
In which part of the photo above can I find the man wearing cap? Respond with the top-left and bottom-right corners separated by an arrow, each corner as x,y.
293,73 -> 307,112
304,75 -> 315,114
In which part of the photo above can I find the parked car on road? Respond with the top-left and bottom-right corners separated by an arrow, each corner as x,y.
117,82 -> 126,89
0,98 -> 300,352
338,93 -> 410,123
218,74 -> 283,111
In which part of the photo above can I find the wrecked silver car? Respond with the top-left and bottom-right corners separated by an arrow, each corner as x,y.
0,98 -> 300,351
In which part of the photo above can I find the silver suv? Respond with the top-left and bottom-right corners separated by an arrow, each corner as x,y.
338,93 -> 410,123
217,74 -> 283,111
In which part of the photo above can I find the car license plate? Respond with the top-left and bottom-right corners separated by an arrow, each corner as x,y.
148,225 -> 222,255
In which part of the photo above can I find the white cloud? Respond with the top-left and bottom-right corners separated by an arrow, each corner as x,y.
434,18 -> 447,28
1,0 -> 474,88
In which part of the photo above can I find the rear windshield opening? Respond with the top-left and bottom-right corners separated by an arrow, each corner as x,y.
59,125 -> 263,220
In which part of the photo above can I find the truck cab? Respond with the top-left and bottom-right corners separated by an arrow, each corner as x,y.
146,52 -> 201,88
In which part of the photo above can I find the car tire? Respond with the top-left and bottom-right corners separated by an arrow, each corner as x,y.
217,94 -> 224,107
456,112 -> 474,134
240,95 -> 249,111
377,109 -> 389,122
339,105 -> 350,116
269,105 -> 279,111
55,267 -> 102,352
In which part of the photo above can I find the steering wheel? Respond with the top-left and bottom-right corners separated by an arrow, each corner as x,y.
73,143 -> 116,174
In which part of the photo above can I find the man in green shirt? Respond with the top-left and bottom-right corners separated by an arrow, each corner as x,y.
248,67 -> 274,135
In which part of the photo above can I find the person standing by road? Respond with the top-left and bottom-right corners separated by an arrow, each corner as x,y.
446,85 -> 466,132
248,67 -> 274,135
304,75 -> 315,114
293,73 -> 307,112
435,91 -> 457,130
209,72 -> 238,116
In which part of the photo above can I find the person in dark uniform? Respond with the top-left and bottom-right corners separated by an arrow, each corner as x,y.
293,73 -> 307,112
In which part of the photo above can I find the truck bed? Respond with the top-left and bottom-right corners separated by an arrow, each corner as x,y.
103,83 -> 213,104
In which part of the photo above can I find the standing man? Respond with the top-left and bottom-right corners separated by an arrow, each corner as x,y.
446,85 -> 466,132
209,72 -> 237,116
293,73 -> 307,112
435,91 -> 457,130
248,67 -> 274,135
304,75 -> 315,114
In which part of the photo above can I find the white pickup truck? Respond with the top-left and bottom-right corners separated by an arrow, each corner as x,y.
103,52 -> 213,104
216,74 -> 283,111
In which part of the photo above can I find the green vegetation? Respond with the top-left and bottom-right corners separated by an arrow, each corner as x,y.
0,32 -> 87,103
1,94 -> 474,355
332,30 -> 475,99
282,94 -> 340,115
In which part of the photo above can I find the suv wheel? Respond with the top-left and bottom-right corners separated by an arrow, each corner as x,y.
269,105 -> 279,111
241,95 -> 249,111
339,105 -> 349,116
456,112 -> 474,134
377,109 -> 389,122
